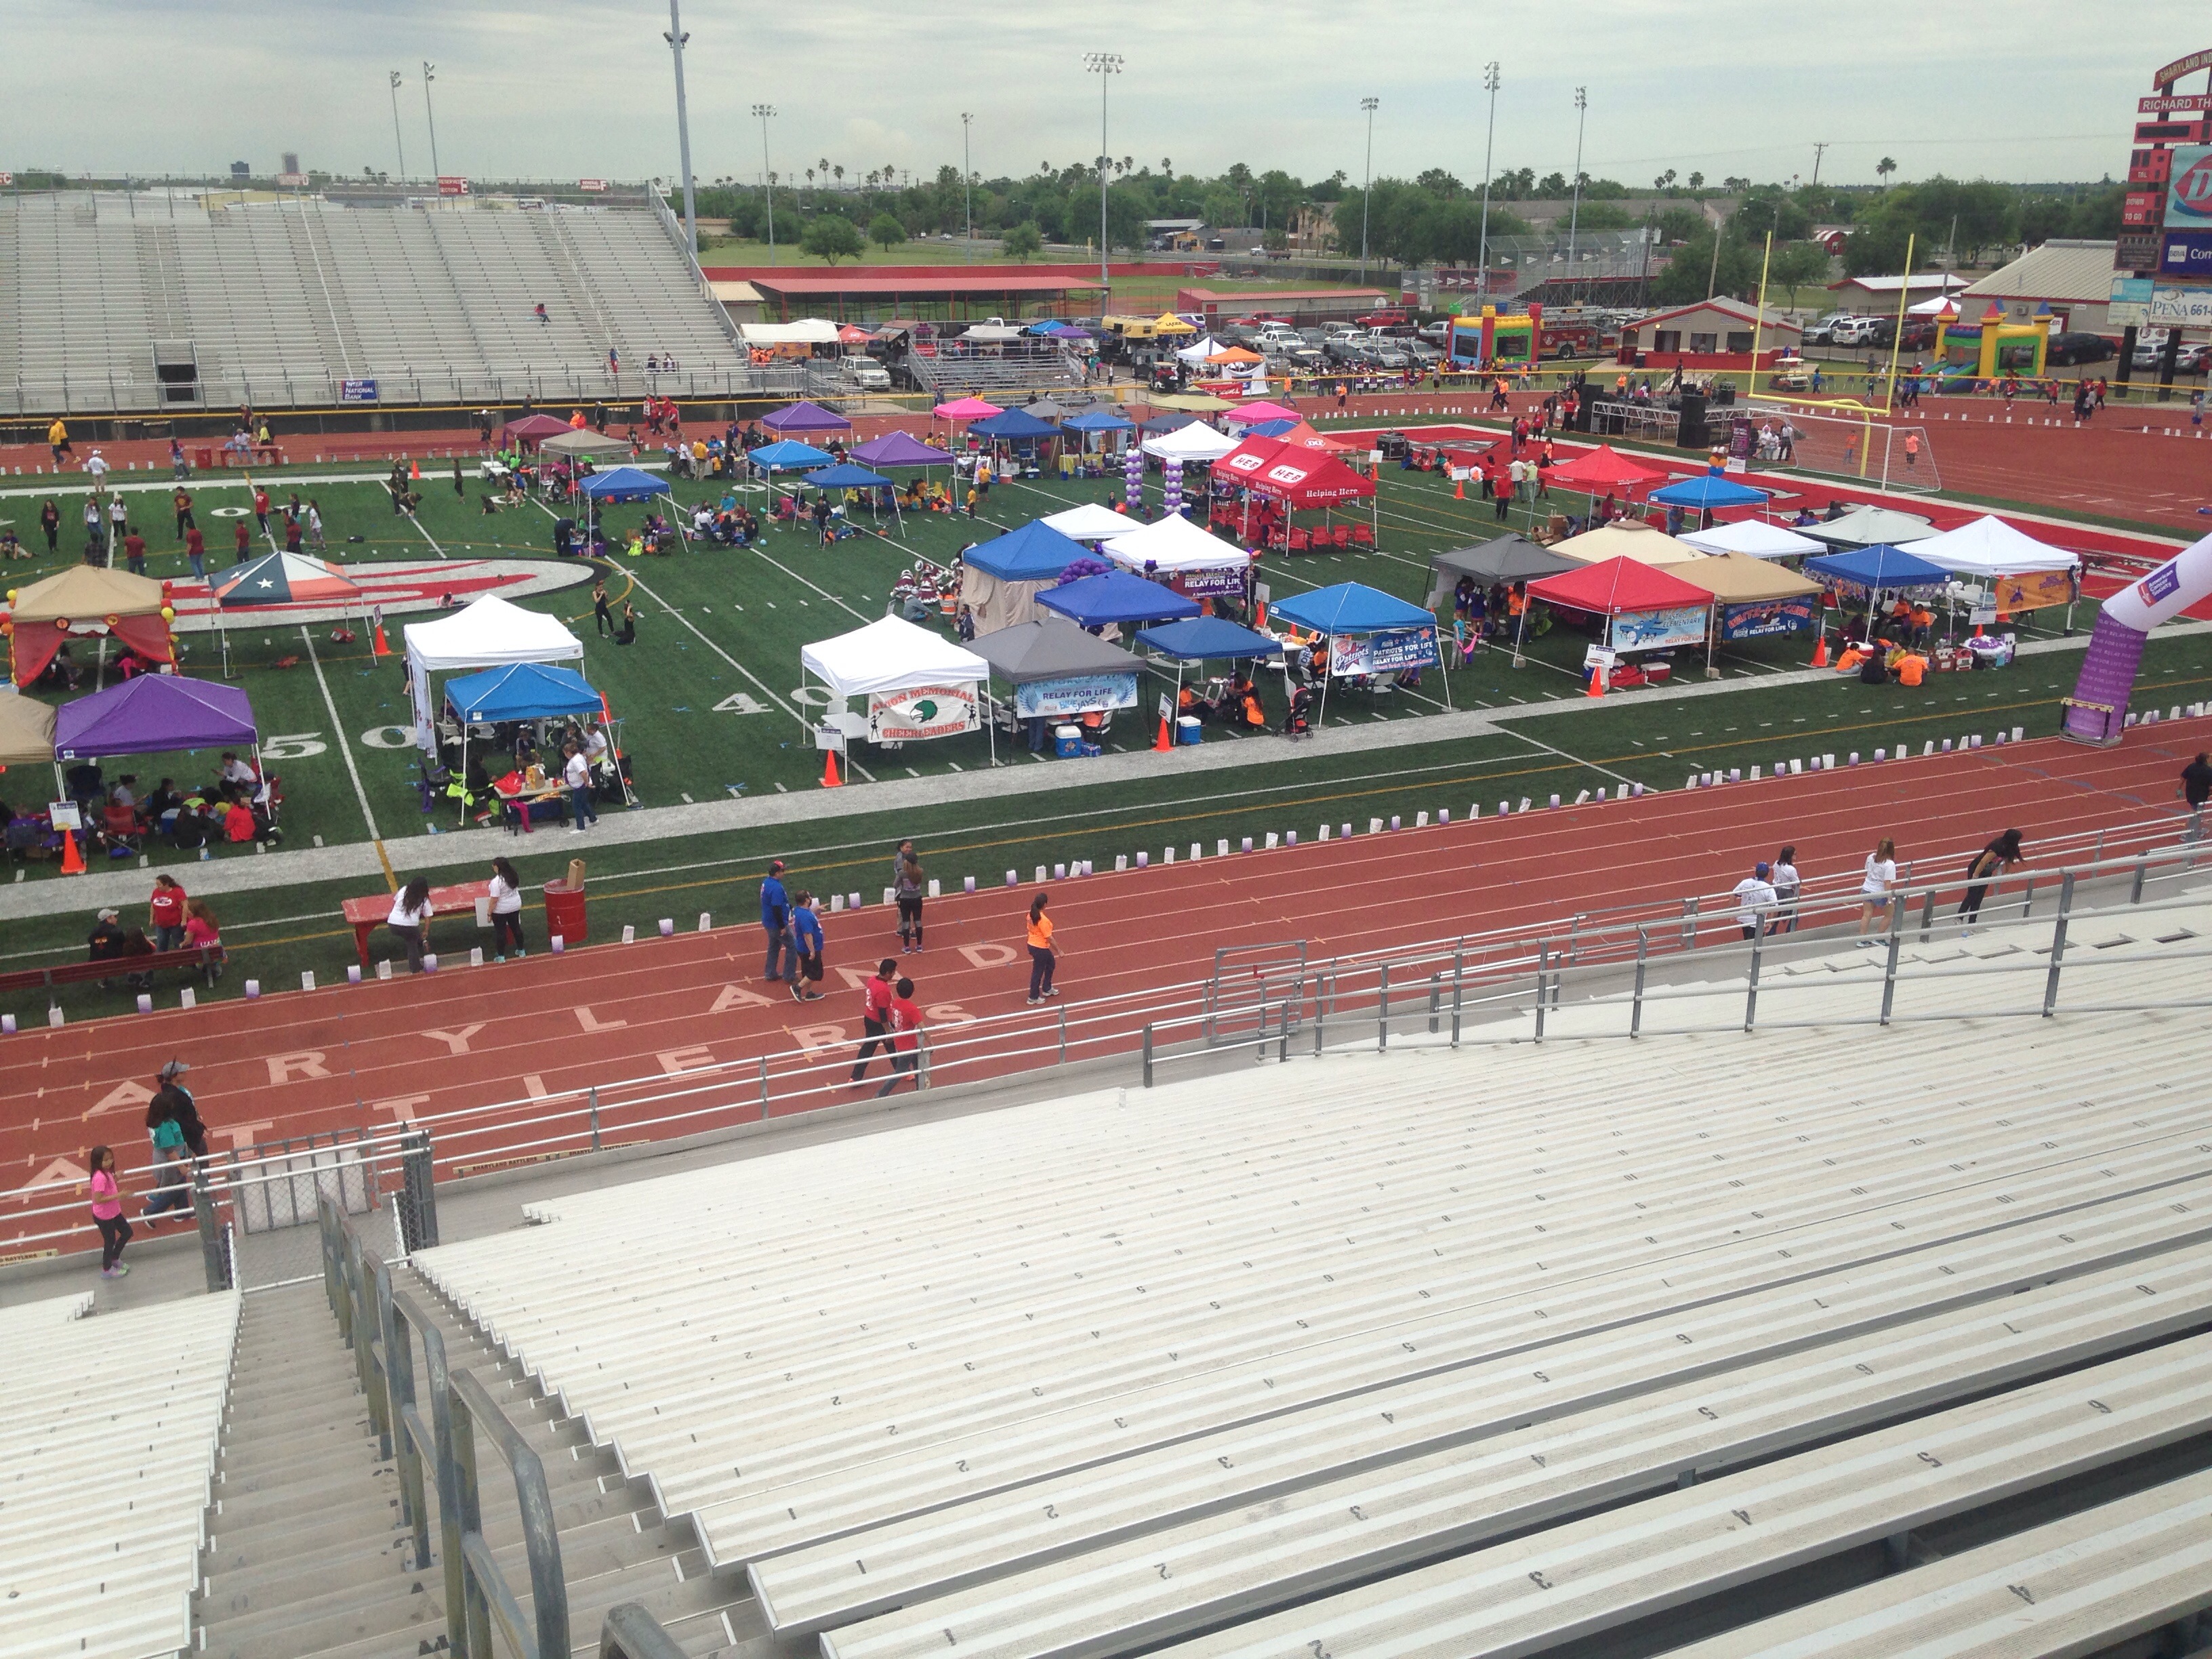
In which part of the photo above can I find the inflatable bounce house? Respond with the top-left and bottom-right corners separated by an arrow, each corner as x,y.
1931,300 -> 2049,382
1446,304 -> 1541,370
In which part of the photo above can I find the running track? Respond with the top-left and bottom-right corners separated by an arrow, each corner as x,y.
5,720 -> 2205,1242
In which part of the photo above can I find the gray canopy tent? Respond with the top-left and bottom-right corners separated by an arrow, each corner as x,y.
1423,535 -> 1581,608
968,618 -> 1142,737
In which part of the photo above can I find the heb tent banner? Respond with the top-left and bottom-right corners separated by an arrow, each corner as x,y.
1720,596 -> 1817,640
1992,569 -> 2076,611
1330,625 -> 1439,678
869,683 -> 979,741
1013,670 -> 1139,721
1610,605 -> 1708,652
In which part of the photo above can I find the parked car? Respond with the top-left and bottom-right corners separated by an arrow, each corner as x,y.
1369,345 -> 1409,369
2047,332 -> 2118,366
2131,330 -> 2173,369
1828,316 -> 1882,346
1417,319 -> 1452,342
1802,311 -> 1856,345
1357,306 -> 1410,329
839,356 -> 891,391
1324,337 -> 1366,364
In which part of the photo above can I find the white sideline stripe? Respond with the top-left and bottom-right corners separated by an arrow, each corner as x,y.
301,624 -> 386,853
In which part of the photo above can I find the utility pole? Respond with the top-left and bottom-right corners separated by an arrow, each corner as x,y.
422,62 -> 441,182
961,112 -> 974,264
1566,87 -> 1587,295
663,3 -> 698,258
1810,141 -> 1829,187
752,104 -> 777,264
1084,53 -> 1123,309
1477,62 -> 1500,301
387,70 -> 407,183
1359,97 -> 1378,281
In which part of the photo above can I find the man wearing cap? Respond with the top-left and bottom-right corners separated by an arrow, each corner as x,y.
1732,861 -> 1778,941
760,859 -> 796,982
87,908 -> 129,989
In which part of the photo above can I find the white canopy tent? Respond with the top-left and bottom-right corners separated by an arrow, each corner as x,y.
1173,335 -> 1221,363
404,595 -> 585,753
1043,503 -> 1145,543
1101,512 -> 1252,578
799,615 -> 994,760
739,319 -> 841,346
1678,519 -> 1827,560
1141,424 -> 1239,464
1910,514 -> 2079,576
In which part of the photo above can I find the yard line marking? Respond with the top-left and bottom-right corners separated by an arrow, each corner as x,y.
622,565 -> 802,722
773,781 -> 788,793
1507,724 -> 1638,787
301,625 -> 393,886
749,545 -> 869,621
403,510 -> 449,560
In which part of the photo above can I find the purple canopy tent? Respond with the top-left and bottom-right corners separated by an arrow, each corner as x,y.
760,400 -> 855,435
850,432 -> 955,466
53,674 -> 260,766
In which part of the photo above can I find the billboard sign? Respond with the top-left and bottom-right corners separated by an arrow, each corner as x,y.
338,378 -> 380,403
579,178 -> 609,192
2166,147 -> 2212,223
436,175 -> 470,197
2142,94 -> 2212,115
2149,286 -> 2212,327
2110,276 -> 2154,327
2157,230 -> 2212,276
2154,48 -> 2212,87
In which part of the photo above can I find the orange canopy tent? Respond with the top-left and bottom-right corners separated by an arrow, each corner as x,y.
3,566 -> 176,688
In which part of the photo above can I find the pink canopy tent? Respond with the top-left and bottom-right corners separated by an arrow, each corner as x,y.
1222,399 -> 1304,424
933,396 -> 1003,419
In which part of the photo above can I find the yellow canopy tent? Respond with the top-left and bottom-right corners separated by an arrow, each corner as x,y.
1554,520 -> 1703,568
0,691 -> 57,764
1151,312 -> 1198,334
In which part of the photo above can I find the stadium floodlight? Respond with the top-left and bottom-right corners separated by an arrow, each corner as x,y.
422,62 -> 441,182
1477,62 -> 1500,300
663,3 -> 699,263
752,104 -> 778,264
961,112 -> 974,265
1083,53 -> 1122,305
1359,98 -> 1378,281
1566,87 -> 1587,286
387,70 -> 407,183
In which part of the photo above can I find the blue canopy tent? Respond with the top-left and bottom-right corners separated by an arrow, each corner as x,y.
1036,571 -> 1202,630
961,519 -> 1096,633
1805,544 -> 1952,653
579,466 -> 667,504
1061,407 -> 1135,459
803,462 -> 902,537
969,408 -> 1061,472
1272,581 -> 1450,715
1650,471 -> 1771,512
748,440 -> 836,527
1134,617 -> 1286,723
438,661 -> 617,821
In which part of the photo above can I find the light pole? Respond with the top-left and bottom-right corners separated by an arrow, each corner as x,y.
387,70 -> 407,183
1565,87 -> 1586,293
752,103 -> 777,264
961,112 -> 974,264
663,2 -> 698,258
1477,61 -> 1500,302
1359,97 -> 1378,281
1084,52 -> 1122,309
422,62 -> 441,182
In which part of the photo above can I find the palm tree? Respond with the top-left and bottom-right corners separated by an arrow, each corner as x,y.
1877,156 -> 1898,188
804,167 -> 815,195
834,164 -> 845,190
1687,171 -> 1704,192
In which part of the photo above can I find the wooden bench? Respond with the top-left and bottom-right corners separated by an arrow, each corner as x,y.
0,945 -> 221,1005
341,879 -> 493,967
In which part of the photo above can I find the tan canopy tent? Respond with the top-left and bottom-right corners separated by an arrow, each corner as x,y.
538,429 -> 636,460
1554,520 -> 1702,568
0,692 -> 56,764
5,566 -> 173,687
1684,552 -> 1825,677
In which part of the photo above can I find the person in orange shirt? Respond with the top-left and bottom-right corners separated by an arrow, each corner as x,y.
1025,893 -> 1060,1003
1893,649 -> 1929,687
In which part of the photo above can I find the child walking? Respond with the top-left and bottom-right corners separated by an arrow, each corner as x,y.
89,1145 -> 131,1277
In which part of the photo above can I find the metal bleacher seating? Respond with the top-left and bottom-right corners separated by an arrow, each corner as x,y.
0,1289 -> 241,1659
407,896 -> 2212,1659
1,189 -> 752,415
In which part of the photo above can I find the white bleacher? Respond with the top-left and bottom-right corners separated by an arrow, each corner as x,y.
410,905 -> 2211,1659
1,190 -> 750,414
0,1289 -> 242,1659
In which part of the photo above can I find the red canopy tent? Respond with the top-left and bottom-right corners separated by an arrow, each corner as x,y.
1209,434 -> 1380,554
1523,555 -> 1715,682
1544,444 -> 1671,494
498,413 -> 573,449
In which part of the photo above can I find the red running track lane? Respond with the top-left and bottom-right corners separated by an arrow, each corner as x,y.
3,721 -> 2204,1228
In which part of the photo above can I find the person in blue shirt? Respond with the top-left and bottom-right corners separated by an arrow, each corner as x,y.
788,891 -> 827,1002
760,859 -> 795,981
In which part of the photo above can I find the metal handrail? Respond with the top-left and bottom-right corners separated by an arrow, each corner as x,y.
599,1603 -> 688,1659
451,1366 -> 569,1659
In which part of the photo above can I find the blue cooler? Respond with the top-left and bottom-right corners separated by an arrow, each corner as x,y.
1177,716 -> 1203,746
1054,724 -> 1082,758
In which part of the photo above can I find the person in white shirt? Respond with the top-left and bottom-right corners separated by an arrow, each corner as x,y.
562,742 -> 596,832
1732,862 -> 1777,941
85,450 -> 110,487
581,726 -> 609,766
1770,844 -> 1801,934
219,752 -> 257,787
108,497 -> 127,543
487,856 -> 526,960
306,502 -> 325,551
1857,836 -> 1898,945
386,878 -> 433,972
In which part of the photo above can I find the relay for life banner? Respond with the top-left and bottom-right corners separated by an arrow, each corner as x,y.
868,684 -> 979,741
1330,626 -> 1439,677
1610,604 -> 1709,652
1720,596 -> 1816,640
1014,672 -> 1139,720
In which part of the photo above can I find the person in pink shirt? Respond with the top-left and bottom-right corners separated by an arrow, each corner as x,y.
89,1145 -> 131,1277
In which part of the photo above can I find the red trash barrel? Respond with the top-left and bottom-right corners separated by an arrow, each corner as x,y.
196,447 -> 214,469
541,880 -> 588,945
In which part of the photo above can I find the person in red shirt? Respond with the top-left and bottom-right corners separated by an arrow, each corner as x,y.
848,958 -> 899,1084
184,525 -> 206,580
876,977 -> 922,1098
148,874 -> 188,950
251,488 -> 270,532
232,520 -> 250,562
121,529 -> 147,575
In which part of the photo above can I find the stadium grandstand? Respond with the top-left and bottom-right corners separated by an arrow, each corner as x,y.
12,841 -> 2212,1659
0,188 -> 762,415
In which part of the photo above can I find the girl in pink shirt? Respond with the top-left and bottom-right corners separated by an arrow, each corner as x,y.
89,1145 -> 131,1277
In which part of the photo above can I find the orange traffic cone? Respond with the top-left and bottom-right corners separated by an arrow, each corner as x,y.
1810,635 -> 1830,669
1454,476 -> 1465,500
821,750 -> 842,788
1586,665 -> 1605,699
372,621 -> 390,657
1254,598 -> 1268,631
1155,716 -> 1174,752
58,828 -> 85,875
409,458 -> 420,480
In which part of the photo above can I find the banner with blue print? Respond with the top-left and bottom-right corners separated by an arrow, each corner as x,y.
1609,604 -> 1708,652
1720,596 -> 1816,640
1330,625 -> 1439,677
1014,672 -> 1139,720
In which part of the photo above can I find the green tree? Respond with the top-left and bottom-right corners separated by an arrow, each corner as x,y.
1876,157 -> 1897,188
1650,230 -> 1762,304
1572,201 -> 1638,231
1001,222 -> 1043,261
800,213 -> 865,264
1767,241 -> 1834,306
868,213 -> 908,251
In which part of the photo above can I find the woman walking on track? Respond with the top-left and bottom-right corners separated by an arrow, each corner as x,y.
1857,837 -> 1898,945
387,878 -> 434,973
1957,830 -> 2026,935
849,958 -> 899,1083
1771,845 -> 1801,934
89,1146 -> 130,1278
489,857 -> 526,960
895,855 -> 926,954
1026,893 -> 1060,1003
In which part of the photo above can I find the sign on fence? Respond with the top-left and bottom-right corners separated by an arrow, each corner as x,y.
339,378 -> 380,403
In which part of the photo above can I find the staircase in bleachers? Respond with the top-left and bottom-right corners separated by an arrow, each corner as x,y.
0,190 -> 771,415
404,893 -> 2212,1659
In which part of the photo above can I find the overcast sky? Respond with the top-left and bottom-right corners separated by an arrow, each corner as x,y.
7,0 -> 2204,191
